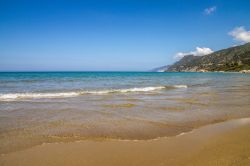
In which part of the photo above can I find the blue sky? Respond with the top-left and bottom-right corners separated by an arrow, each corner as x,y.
0,0 -> 250,71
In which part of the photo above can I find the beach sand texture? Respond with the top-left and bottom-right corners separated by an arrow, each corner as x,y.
1,118 -> 250,166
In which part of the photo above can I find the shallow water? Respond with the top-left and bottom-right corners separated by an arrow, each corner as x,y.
0,72 -> 250,154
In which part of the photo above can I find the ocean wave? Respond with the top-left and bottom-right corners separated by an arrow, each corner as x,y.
0,92 -> 80,100
0,85 -> 187,101
172,85 -> 188,88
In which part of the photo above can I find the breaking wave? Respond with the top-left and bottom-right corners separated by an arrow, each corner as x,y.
0,85 -> 187,101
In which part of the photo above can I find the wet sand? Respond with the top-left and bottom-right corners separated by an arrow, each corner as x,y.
1,118 -> 250,166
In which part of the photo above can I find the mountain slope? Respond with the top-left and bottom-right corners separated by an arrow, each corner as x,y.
166,43 -> 250,72
151,65 -> 170,72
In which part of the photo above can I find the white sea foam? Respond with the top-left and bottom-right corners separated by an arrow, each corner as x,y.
0,92 -> 79,100
173,85 -> 188,88
0,85 -> 187,101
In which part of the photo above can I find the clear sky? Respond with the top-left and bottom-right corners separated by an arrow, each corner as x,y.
0,0 -> 250,71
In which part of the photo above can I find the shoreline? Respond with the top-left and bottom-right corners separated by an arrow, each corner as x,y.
160,71 -> 250,73
1,117 -> 250,166
1,115 -> 248,155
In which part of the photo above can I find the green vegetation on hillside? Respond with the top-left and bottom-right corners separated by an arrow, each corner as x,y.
166,43 -> 250,72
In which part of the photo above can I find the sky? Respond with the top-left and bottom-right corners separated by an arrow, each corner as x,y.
0,0 -> 250,71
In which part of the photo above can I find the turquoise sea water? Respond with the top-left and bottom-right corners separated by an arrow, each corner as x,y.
0,71 -> 249,95
0,72 -> 250,153
0,72 -> 192,95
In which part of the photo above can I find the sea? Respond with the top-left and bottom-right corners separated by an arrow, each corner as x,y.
0,72 -> 250,153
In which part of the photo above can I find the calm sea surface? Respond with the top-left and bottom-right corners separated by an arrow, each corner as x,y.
0,72 -> 250,153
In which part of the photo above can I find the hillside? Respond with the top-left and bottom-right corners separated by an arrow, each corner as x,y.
151,65 -> 170,72
166,43 -> 250,72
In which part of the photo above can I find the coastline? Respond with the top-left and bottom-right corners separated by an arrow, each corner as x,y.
1,117 -> 250,166
159,70 -> 250,73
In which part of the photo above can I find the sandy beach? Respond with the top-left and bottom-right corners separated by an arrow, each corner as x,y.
1,0 -> 250,165
1,118 -> 250,166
